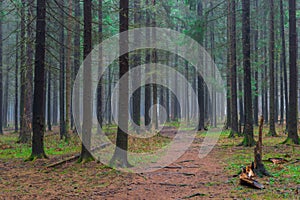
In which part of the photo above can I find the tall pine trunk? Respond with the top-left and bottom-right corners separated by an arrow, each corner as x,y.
253,0 -> 259,126
132,0 -> 141,130
18,0 -> 27,142
144,0 -> 151,128
268,0 -> 277,136
28,0 -> 47,160
241,0 -> 255,146
286,0 -> 299,144
110,0 -> 130,167
47,65 -> 52,131
79,0 -> 94,162
197,0 -> 205,131
65,0 -> 72,134
73,0 -> 81,131
228,0 -> 238,137
15,31 -> 19,132
59,1 -> 67,140
97,0 -> 103,132
280,0 -> 288,129
0,0 -> 3,134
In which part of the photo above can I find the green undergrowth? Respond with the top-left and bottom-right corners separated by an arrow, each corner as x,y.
221,126 -> 300,200
0,132 -> 81,160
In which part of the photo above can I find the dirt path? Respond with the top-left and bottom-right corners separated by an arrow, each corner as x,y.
96,138 -> 231,199
0,131 -> 233,200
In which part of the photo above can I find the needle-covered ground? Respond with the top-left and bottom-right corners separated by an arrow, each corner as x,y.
0,125 -> 299,199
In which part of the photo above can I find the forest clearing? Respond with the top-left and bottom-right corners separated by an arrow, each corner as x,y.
1,0 -> 300,199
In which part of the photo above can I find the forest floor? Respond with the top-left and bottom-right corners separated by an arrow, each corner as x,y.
0,125 -> 299,199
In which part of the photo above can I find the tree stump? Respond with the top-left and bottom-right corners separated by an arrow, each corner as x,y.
253,116 -> 271,177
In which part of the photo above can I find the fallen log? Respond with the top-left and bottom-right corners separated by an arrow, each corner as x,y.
239,163 -> 264,189
46,154 -> 80,168
267,158 -> 289,164
290,159 -> 300,164
46,143 -> 111,168
240,177 -> 264,189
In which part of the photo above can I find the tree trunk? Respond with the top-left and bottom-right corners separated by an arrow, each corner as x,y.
238,70 -> 244,125
241,0 -> 255,147
275,59 -> 279,124
4,59 -> 8,128
210,2 -> 216,128
185,61 -> 189,122
65,0 -> 72,134
132,0 -> 141,130
144,0 -> 151,128
263,46 -> 268,124
0,0 -> 3,134
279,0 -> 288,129
152,1 -> 158,130
79,0 -> 94,162
28,0 -> 47,160
18,0 -> 27,142
73,0 -> 81,130
52,77 -> 58,126
197,0 -> 205,131
110,0 -> 130,167
47,65 -> 52,131
253,0 -> 259,126
15,30 -> 19,132
228,0 -> 238,137
20,0 -> 34,143
97,0 -> 103,132
59,1 -> 67,140
198,76 -> 205,130
286,0 -> 299,144
268,0 -> 277,136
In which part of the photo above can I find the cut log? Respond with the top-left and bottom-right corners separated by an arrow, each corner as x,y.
267,158 -> 289,164
240,177 -> 264,189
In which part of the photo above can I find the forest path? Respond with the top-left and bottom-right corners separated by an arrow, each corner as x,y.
95,131 -> 233,199
0,129 -> 234,200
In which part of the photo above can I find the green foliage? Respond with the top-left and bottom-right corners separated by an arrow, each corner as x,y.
223,128 -> 300,200
0,133 -> 81,160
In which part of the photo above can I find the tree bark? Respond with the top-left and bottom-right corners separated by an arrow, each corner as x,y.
144,0 -> 151,128
241,0 -> 255,146
15,30 -> 19,132
73,0 -> 81,130
253,0 -> 259,126
0,0 -> 3,134
3,57 -> 8,128
132,0 -> 141,130
197,0 -> 205,131
47,65 -> 52,131
18,0 -> 27,142
59,1 -> 67,140
152,0 -> 158,130
65,0 -> 72,134
97,0 -> 103,132
19,0 -> 34,143
286,0 -> 299,144
228,0 -> 238,137
279,0 -> 288,129
29,0 -> 47,160
268,0 -> 277,136
79,0 -> 94,162
110,0 -> 130,167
